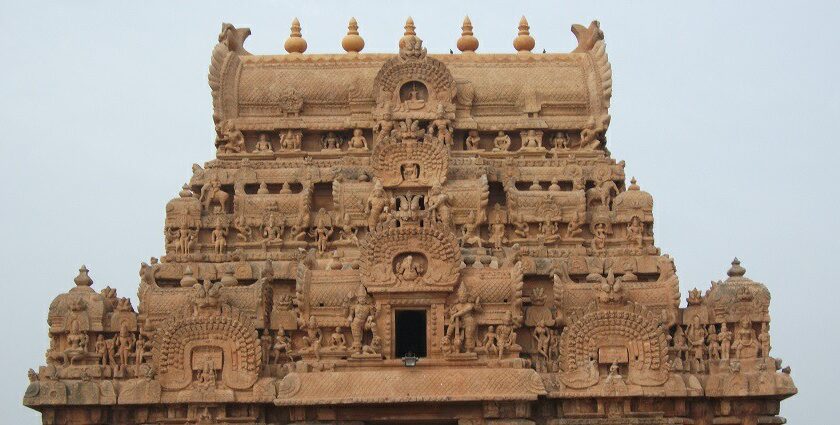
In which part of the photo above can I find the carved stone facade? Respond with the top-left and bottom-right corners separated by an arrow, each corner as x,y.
24,17 -> 796,425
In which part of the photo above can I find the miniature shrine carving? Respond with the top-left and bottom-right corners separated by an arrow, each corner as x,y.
24,16 -> 796,425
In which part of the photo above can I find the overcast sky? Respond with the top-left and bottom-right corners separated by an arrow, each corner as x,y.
1,0 -> 837,423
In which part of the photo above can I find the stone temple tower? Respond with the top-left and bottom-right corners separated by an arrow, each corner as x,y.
24,16 -> 796,425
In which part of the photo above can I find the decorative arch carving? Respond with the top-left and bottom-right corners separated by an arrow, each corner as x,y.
155,303 -> 261,391
370,136 -> 449,188
373,53 -> 456,118
559,303 -> 669,388
359,223 -> 461,293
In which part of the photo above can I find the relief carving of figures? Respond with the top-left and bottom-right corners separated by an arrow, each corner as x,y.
672,327 -> 687,370
565,211 -> 583,239
278,129 -> 302,151
626,216 -> 644,248
686,315 -> 707,372
364,180 -> 388,231
532,320 -> 551,372
445,284 -> 481,353
511,210 -> 529,239
254,134 -> 273,153
758,322 -> 771,358
493,131 -> 511,152
591,222 -> 609,252
399,82 -> 427,111
489,213 -> 507,250
706,325 -> 721,361
464,130 -> 481,150
551,131 -> 571,151
272,326 -> 293,364
482,326 -> 498,355
337,212 -> 358,244
496,311 -> 521,360
308,208 -> 334,253
328,327 -> 347,351
520,130 -> 544,150
579,114 -> 610,150
321,132 -> 343,151
348,129 -> 368,150
199,178 -> 229,213
459,210 -> 483,248
95,334 -> 110,367
426,184 -> 452,228
62,321 -> 88,365
233,214 -> 252,242
215,120 -> 245,154
261,212 -> 285,244
372,110 -> 394,143
395,255 -> 425,283
346,285 -> 376,354
361,335 -> 383,357
732,317 -> 758,359
211,220 -> 229,254
300,316 -> 323,359
586,169 -> 619,210
539,219 -> 560,244
718,322 -> 733,360
427,104 -> 453,146
115,322 -> 136,372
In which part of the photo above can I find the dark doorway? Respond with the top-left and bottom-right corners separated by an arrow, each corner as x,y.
395,310 -> 427,358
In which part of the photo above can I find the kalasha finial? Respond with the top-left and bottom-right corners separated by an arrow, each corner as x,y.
457,16 -> 479,53
399,16 -> 425,59
513,16 -> 535,53
342,17 -> 365,53
629,177 -> 640,191
399,17 -> 418,50
727,257 -> 747,278
404,17 -> 416,36
74,265 -> 93,287
284,17 -> 307,54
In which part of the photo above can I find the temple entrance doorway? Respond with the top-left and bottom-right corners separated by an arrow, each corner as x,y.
394,309 -> 427,358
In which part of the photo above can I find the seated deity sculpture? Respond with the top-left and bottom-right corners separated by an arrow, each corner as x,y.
348,128 -> 368,150
464,130 -> 481,150
254,134 -> 273,153
521,129 -> 542,149
216,121 -> 245,154
565,211 -> 583,239
321,132 -> 342,150
732,317 -> 759,359
460,211 -> 483,248
493,131 -> 511,151
400,82 -> 426,111
329,327 -> 347,350
395,255 -> 424,282
551,131 -> 570,150
279,129 -> 301,151
272,326 -> 293,364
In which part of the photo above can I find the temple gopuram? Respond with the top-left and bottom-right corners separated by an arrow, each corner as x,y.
24,16 -> 797,425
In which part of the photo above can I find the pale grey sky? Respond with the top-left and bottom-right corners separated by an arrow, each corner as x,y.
0,0 -> 837,423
